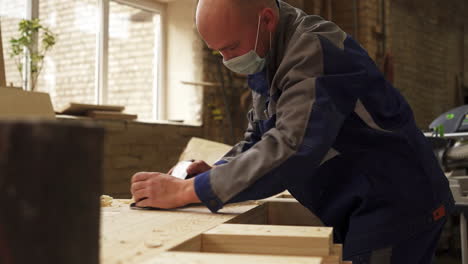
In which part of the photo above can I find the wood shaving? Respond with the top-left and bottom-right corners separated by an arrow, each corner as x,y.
101,195 -> 114,207
144,239 -> 163,248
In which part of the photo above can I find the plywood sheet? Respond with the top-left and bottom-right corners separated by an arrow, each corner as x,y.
178,137 -> 232,165
0,87 -> 55,119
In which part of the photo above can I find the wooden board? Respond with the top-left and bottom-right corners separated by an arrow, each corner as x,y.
0,87 -> 55,119
178,137 -> 232,165
101,199 -> 348,264
86,110 -> 137,120
323,244 -> 342,264
226,199 -> 323,226
59,102 -> 124,115
267,199 -> 324,226
142,252 -> 323,264
274,190 -> 294,199
202,224 -> 333,257
100,201 -> 259,264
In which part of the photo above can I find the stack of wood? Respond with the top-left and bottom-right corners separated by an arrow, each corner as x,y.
59,103 -> 138,121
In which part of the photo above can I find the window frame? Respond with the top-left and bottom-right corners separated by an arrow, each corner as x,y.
24,0 -> 167,121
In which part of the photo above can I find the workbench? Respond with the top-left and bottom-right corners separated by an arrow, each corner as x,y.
100,196 -> 350,264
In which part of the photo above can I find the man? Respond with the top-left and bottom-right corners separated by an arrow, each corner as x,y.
130,0 -> 454,263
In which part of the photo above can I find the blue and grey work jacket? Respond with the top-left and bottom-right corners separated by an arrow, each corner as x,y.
194,0 -> 454,257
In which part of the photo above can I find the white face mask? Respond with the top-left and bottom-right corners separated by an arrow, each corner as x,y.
223,16 -> 271,75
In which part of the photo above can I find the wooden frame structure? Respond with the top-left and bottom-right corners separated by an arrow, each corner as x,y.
101,195 -> 352,264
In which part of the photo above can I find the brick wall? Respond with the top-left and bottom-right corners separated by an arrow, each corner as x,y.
201,47 -> 250,145
36,0 -> 97,109
106,1 -> 157,121
390,0 -> 466,127
59,117 -> 203,198
101,120 -> 203,197
298,0 -> 467,128
2,1 -> 159,120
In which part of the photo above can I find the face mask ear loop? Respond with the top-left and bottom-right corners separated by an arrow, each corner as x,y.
254,15 -> 262,52
270,31 -> 272,51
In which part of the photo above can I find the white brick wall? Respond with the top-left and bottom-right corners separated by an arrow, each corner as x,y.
1,0 -> 26,87
2,0 -> 158,120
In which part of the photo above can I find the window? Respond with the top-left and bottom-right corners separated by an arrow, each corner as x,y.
0,0 -> 26,88
37,0 -> 97,110
3,0 -> 165,121
107,1 -> 162,121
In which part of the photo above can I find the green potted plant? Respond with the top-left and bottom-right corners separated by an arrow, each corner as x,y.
9,18 -> 56,91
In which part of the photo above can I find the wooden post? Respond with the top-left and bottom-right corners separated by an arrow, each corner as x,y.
0,121 -> 104,264
0,22 -> 7,88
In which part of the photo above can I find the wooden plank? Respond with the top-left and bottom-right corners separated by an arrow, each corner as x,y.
101,200 -> 342,264
322,244 -> 342,264
169,235 -> 202,252
0,121 -> 104,264
267,199 -> 324,226
142,252 -> 323,264
178,137 -> 232,165
0,87 -> 55,119
227,200 -> 323,227
275,190 -> 294,199
202,224 -> 333,257
225,202 -> 268,225
59,102 -> 124,115
86,110 -> 137,120
100,202 -> 259,263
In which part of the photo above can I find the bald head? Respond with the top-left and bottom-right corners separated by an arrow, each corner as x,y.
197,0 -> 278,26
196,0 -> 280,61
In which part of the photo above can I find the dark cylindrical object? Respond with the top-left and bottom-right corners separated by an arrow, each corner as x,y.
0,121 -> 104,264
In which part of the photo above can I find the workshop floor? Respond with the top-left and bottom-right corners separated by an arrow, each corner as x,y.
435,254 -> 461,264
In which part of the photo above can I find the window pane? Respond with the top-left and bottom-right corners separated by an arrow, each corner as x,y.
108,1 -> 160,121
37,0 -> 97,111
0,0 -> 26,88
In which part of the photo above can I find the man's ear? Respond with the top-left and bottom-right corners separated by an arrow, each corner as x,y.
261,8 -> 278,33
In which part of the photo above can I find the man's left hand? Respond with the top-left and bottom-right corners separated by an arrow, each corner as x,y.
130,172 -> 201,209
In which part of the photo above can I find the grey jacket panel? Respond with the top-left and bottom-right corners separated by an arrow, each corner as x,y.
221,109 -> 259,162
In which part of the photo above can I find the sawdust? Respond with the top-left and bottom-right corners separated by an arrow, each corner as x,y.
101,195 -> 135,208
101,195 -> 114,207
144,239 -> 163,248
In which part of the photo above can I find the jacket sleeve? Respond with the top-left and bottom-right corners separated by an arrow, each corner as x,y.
214,109 -> 262,166
195,32 -> 365,212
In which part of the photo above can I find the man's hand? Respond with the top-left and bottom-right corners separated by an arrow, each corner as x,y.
130,172 -> 201,209
167,160 -> 213,177
186,160 -> 212,175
